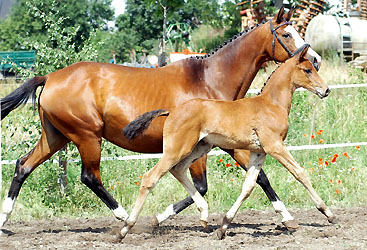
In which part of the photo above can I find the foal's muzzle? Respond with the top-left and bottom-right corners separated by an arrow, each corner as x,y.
318,88 -> 330,99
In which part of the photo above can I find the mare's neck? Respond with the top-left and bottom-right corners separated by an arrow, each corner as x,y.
259,63 -> 296,114
203,24 -> 270,100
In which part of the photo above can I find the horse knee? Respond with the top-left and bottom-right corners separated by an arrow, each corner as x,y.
194,180 -> 207,196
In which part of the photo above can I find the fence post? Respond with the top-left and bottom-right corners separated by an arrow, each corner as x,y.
58,145 -> 68,194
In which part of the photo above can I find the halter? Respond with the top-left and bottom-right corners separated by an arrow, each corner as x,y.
270,20 -> 308,63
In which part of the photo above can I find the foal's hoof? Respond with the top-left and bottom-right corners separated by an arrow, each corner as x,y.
152,216 -> 160,229
282,220 -> 299,230
328,216 -> 338,224
115,231 -> 124,242
200,220 -> 208,229
214,229 -> 226,240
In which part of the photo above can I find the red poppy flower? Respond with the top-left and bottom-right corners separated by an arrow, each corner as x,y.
319,139 -> 324,143
219,159 -> 223,163
331,157 -> 337,163
311,135 -> 315,139
343,152 -> 348,158
356,145 -> 360,150
325,161 -> 329,166
335,189 -> 340,194
235,162 -> 240,167
318,157 -> 323,165
225,163 -> 231,167
337,179 -> 342,184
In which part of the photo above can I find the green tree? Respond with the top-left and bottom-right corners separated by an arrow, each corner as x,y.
0,0 -> 113,51
8,0 -> 106,77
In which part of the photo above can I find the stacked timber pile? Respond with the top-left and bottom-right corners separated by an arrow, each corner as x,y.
293,0 -> 326,38
361,0 -> 367,20
237,0 -> 266,31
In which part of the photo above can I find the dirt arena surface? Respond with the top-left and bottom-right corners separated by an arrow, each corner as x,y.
1,207 -> 366,249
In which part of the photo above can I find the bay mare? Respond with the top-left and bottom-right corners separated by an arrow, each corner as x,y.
120,45 -> 334,240
0,7 -> 321,232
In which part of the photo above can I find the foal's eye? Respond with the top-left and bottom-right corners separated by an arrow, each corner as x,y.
304,69 -> 312,74
282,33 -> 291,38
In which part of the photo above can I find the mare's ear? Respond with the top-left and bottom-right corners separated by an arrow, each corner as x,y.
297,44 -> 310,62
276,6 -> 285,23
283,7 -> 296,21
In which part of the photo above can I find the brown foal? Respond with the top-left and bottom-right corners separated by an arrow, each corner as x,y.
120,45 -> 334,240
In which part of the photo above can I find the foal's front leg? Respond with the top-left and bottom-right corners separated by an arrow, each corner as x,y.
215,152 -> 266,240
265,141 -> 336,223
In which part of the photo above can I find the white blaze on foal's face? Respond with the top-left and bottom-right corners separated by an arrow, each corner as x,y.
284,25 -> 322,70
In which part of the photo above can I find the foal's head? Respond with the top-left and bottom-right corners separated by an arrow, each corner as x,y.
263,7 -> 321,70
292,45 -> 330,99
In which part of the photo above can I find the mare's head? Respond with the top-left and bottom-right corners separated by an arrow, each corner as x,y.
291,45 -> 330,98
262,7 -> 321,70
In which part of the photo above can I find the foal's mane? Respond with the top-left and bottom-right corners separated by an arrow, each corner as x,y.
193,20 -> 268,60
258,63 -> 283,95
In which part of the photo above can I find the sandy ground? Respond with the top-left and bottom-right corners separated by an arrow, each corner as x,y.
1,207 -> 366,250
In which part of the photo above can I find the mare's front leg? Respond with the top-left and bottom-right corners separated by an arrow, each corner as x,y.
264,141 -> 336,223
153,156 -> 208,228
215,152 -> 266,240
225,148 -> 297,229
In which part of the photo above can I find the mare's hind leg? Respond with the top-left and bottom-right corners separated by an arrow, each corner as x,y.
73,136 -> 128,221
226,148 -> 297,229
0,111 -> 69,230
153,156 -> 208,228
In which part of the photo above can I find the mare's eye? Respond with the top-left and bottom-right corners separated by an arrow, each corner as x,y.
304,69 -> 312,74
282,33 -> 291,38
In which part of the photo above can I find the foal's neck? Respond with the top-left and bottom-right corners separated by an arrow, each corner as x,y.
202,24 -> 270,100
259,63 -> 296,114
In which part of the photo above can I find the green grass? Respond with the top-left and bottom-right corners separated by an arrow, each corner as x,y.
1,56 -> 367,222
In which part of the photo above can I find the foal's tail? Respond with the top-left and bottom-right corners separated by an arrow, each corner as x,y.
1,76 -> 48,120
122,109 -> 170,140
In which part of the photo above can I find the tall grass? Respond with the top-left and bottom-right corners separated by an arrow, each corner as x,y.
1,56 -> 366,222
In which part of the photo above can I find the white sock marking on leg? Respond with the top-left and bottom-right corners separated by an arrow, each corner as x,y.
113,205 -> 129,221
272,200 -> 294,222
0,197 -> 16,227
157,204 -> 175,223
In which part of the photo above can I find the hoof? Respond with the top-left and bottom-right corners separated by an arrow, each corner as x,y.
214,229 -> 226,240
282,220 -> 299,230
200,220 -> 208,229
328,216 -> 338,224
115,231 -> 123,242
152,216 -> 159,229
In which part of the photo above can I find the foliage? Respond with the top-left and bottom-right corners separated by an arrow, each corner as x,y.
5,0 -> 107,77
0,0 -> 113,51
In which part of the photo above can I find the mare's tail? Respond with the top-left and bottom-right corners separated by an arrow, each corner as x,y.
1,76 -> 48,120
122,109 -> 170,140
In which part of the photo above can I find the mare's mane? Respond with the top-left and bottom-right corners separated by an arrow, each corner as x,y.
192,20 -> 269,60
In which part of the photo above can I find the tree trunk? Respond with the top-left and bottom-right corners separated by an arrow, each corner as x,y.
158,3 -> 167,67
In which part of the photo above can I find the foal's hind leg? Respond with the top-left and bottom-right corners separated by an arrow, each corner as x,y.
153,156 -> 208,228
226,149 -> 297,229
0,111 -> 69,229
215,152 -> 266,240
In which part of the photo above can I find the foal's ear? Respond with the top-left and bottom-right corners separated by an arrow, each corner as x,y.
283,7 -> 296,21
297,44 -> 310,62
276,6 -> 285,23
